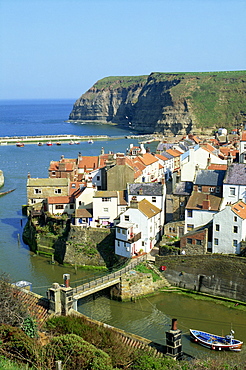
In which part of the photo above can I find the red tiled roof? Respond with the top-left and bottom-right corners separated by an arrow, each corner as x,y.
231,200 -> 246,219
137,153 -> 158,166
241,131 -> 246,141
47,196 -> 72,204
186,191 -> 222,211
75,208 -> 93,218
207,164 -> 228,171
78,156 -> 99,170
15,289 -> 50,329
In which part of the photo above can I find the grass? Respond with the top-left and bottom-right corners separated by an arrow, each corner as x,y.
134,262 -> 161,282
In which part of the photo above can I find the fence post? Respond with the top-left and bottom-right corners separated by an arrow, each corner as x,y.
55,360 -> 62,370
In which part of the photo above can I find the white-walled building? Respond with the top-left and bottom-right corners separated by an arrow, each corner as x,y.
93,190 -> 127,227
221,164 -> 246,209
180,145 -> 227,182
212,200 -> 246,254
115,198 -> 162,257
239,131 -> 246,164
185,191 -> 222,233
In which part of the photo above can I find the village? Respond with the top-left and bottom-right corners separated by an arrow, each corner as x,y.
25,128 -> 246,260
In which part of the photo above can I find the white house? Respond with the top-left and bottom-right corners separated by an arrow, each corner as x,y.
46,196 -> 74,215
185,191 -> 222,233
180,145 -> 227,182
127,182 -> 166,227
115,198 -> 162,257
212,200 -> 246,254
132,153 -> 160,182
221,164 -> 246,209
93,190 -> 127,227
155,153 -> 174,180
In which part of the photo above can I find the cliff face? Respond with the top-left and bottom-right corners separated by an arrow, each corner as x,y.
69,71 -> 246,135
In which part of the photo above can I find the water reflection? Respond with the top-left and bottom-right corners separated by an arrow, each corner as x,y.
78,291 -> 246,358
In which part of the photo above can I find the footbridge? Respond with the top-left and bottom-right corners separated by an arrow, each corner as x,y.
72,254 -> 148,309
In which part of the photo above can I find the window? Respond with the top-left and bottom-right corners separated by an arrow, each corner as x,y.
150,226 -> 152,233
234,216 -> 237,222
70,204 -> 74,209
117,241 -> 120,246
216,187 -> 220,193
196,239 -> 202,245
233,240 -> 237,247
34,188 -> 42,194
55,188 -> 62,194
97,176 -> 100,181
120,207 -> 125,212
152,196 -> 156,203
215,224 -> 220,231
229,187 -> 236,196
187,224 -> 194,231
55,205 -> 63,209
122,229 -> 126,235
214,238 -> 218,245
79,201 -> 82,206
209,187 -> 215,193
142,241 -> 145,247
52,171 -> 56,176
233,226 -> 238,233
102,197 -> 111,202
124,215 -> 129,221
187,210 -> 193,217
103,208 -> 108,212
198,186 -> 202,192
71,183 -> 76,188
187,238 -> 192,244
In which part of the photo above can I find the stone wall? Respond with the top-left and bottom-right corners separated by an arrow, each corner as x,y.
64,225 -> 116,267
155,255 -> 246,302
110,270 -> 165,301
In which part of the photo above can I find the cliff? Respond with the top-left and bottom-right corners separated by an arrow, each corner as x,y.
69,71 -> 246,135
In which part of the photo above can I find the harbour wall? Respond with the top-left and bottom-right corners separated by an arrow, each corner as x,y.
155,255 -> 246,302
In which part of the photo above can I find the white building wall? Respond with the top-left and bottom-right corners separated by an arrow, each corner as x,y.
75,187 -> 96,210
93,196 -> 118,224
185,208 -> 217,233
221,184 -> 246,209
212,206 -> 245,254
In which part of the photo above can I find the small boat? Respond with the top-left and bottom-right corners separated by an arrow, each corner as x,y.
88,139 -> 94,144
37,142 -> 43,146
56,141 -> 61,145
0,188 -> 16,197
16,142 -> 24,147
69,140 -> 74,145
190,329 -> 243,351
74,141 -> 80,145
46,141 -> 52,146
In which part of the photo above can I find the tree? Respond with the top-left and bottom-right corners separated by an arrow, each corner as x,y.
0,272 -> 28,327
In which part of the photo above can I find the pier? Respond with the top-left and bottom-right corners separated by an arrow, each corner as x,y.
0,134 -> 109,145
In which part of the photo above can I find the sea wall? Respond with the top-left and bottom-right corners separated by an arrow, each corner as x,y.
155,255 -> 246,302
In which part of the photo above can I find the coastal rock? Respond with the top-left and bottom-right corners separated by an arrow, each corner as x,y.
69,71 -> 246,136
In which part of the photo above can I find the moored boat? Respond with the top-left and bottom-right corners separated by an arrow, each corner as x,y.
16,142 -> 24,147
74,141 -> 80,144
46,141 -> 52,146
88,139 -> 94,144
56,141 -> 61,145
69,140 -> 74,145
37,142 -> 43,146
190,329 -> 243,351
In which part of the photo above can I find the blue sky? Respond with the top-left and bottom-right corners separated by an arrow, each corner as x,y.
0,0 -> 245,99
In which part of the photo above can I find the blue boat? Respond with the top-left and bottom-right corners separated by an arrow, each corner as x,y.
190,329 -> 243,351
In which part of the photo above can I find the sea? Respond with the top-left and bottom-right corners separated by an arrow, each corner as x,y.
0,99 -> 141,291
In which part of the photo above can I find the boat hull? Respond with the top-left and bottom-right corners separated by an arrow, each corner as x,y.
190,330 -> 243,351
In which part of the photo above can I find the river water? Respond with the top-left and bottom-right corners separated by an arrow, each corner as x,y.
0,99 -> 246,359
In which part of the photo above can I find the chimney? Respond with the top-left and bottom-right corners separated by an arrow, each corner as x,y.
130,196 -> 138,209
63,274 -> 70,288
207,154 -> 211,168
165,318 -> 183,360
202,194 -> 210,210
101,147 -> 105,155
27,172 -> 31,179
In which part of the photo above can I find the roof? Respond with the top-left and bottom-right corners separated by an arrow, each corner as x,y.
27,178 -> 69,186
166,148 -> 182,157
75,208 -> 93,218
78,156 -> 99,170
194,170 -> 226,186
207,164 -> 228,171
223,164 -> 246,185
241,131 -> 246,141
94,190 -> 118,198
173,181 -> 193,195
47,196 -> 72,204
138,198 -> 161,218
231,200 -> 246,219
116,221 -> 135,229
186,191 -> 222,211
137,153 -> 158,166
15,289 -> 49,329
128,182 -> 164,196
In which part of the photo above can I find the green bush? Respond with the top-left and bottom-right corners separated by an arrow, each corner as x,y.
44,334 -> 114,370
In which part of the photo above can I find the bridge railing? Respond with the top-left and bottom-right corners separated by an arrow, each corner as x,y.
73,254 -> 147,294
